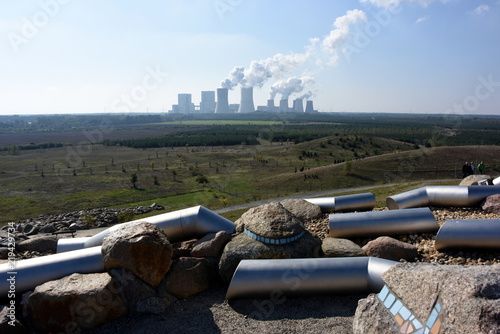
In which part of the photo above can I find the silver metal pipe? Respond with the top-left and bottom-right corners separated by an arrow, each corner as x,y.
494,176 -> 500,185
0,246 -> 104,296
225,257 -> 396,299
57,205 -> 235,252
305,193 -> 375,213
329,207 -> 438,238
386,186 -> 500,210
435,219 -> 500,251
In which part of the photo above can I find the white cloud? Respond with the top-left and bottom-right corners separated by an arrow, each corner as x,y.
321,9 -> 367,65
415,15 -> 430,24
471,4 -> 490,15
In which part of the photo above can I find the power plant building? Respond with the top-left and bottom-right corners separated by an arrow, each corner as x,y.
169,86 -> 317,113
170,93 -> 195,113
237,87 -> 255,113
215,88 -> 230,113
200,91 -> 216,113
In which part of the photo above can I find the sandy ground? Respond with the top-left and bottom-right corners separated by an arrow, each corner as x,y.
85,285 -> 364,334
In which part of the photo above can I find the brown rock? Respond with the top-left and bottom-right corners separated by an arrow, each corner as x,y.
26,273 -> 126,333
240,202 -> 305,239
0,305 -> 28,334
172,239 -> 198,259
354,263 -> 500,333
322,237 -> 365,257
102,221 -> 173,287
459,175 -> 491,186
482,194 -> 500,214
280,199 -> 323,222
16,235 -> 57,253
191,231 -> 231,258
362,236 -> 418,262
162,257 -> 216,299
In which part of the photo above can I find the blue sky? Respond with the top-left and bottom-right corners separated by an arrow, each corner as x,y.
1,0 -> 499,115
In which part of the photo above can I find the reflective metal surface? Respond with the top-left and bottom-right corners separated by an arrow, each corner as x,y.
57,205 -> 235,252
386,186 -> 500,210
225,257 -> 397,299
329,207 -> 438,238
435,219 -> 500,250
305,193 -> 375,213
0,246 -> 104,296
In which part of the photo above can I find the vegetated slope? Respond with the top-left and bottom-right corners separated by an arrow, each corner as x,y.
0,132 -> 498,224
253,145 -> 500,194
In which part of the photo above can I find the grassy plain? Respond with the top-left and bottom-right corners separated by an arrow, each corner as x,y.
1,113 -> 500,224
1,139 -> 499,224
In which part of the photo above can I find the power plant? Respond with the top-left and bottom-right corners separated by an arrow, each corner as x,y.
237,87 -> 255,113
215,88 -> 230,113
169,86 -> 317,113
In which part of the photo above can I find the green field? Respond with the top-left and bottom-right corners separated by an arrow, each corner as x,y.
1,112 -> 499,224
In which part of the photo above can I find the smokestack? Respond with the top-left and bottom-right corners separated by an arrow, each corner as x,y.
238,87 -> 255,113
293,98 -> 304,113
279,99 -> 289,112
215,88 -> 230,113
305,100 -> 314,113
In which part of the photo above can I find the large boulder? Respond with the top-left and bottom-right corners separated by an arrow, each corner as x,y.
161,257 -> 217,299
102,221 -> 173,287
353,263 -> 500,334
279,199 -> 323,222
362,236 -> 418,262
322,237 -> 365,257
459,174 -> 491,186
0,305 -> 28,334
26,273 -> 127,333
191,231 -> 231,258
16,235 -> 57,253
219,202 -> 321,283
482,194 -> 500,214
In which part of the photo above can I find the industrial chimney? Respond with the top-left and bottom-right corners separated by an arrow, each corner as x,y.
279,99 -> 289,113
305,100 -> 314,113
238,87 -> 255,113
293,98 -> 304,113
215,88 -> 230,113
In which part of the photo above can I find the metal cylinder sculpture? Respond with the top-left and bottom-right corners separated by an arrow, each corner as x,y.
0,246 -> 104,296
225,257 -> 397,299
386,186 -> 500,210
329,207 -> 438,238
435,219 -> 500,251
57,205 -> 235,253
305,193 -> 376,213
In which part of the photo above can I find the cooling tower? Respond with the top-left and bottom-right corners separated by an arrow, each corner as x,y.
293,98 -> 304,113
215,88 -> 230,113
279,99 -> 289,112
305,100 -> 314,113
238,87 -> 255,113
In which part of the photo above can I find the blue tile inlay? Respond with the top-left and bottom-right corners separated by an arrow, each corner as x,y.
390,300 -> 402,316
378,285 -> 389,301
436,302 -> 441,312
399,305 -> 411,320
384,293 -> 396,308
426,309 -> 438,328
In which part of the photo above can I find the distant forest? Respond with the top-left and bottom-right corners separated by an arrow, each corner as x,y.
2,112 -> 500,151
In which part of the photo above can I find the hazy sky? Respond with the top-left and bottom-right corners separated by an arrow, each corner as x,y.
1,0 -> 499,115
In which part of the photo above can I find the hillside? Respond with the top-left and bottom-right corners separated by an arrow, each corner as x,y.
1,139 -> 498,224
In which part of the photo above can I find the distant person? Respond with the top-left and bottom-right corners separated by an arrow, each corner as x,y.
470,162 -> 476,175
462,162 -> 473,178
477,161 -> 485,174
462,162 -> 469,178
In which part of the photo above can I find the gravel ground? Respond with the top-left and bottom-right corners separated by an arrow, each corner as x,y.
305,207 -> 500,265
84,206 -> 500,334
